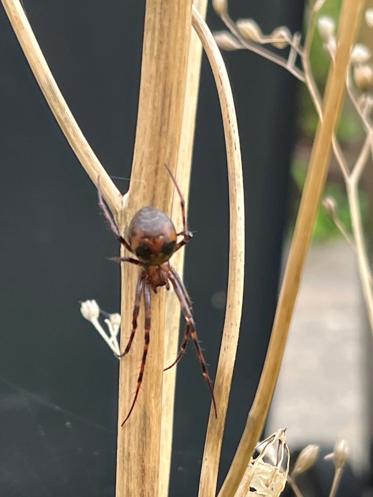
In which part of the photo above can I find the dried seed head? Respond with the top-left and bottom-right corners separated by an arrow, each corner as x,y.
353,64 -> 373,92
325,440 -> 349,469
365,8 -> 373,28
351,44 -> 371,65
317,16 -> 336,42
212,0 -> 228,15
240,430 -> 289,497
270,26 -> 291,49
214,31 -> 242,51
236,18 -> 262,43
80,299 -> 100,321
323,196 -> 337,215
292,444 -> 319,477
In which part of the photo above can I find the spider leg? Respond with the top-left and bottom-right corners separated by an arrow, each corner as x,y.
164,165 -> 193,251
169,265 -> 192,309
97,178 -> 133,253
168,272 -> 217,417
121,282 -> 151,426
109,256 -> 143,266
164,323 -> 191,371
117,275 -> 144,358
164,266 -> 193,370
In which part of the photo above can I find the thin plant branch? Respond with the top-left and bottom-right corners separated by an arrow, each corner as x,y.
218,1 -> 364,496
1,0 -> 122,216
192,8 -> 245,497
220,13 -> 305,82
328,468 -> 344,497
287,476 -> 304,497
347,180 -> 373,330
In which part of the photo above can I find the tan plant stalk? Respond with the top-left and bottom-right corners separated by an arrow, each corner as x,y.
218,1 -> 364,496
192,8 -> 245,497
160,1 -> 208,495
115,2 -> 194,497
1,0 -> 121,216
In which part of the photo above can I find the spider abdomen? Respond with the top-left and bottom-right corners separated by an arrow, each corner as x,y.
128,207 -> 177,264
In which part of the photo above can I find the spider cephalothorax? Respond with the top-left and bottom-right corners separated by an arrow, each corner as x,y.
98,167 -> 217,425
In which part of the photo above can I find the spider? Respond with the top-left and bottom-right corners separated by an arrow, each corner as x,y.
98,167 -> 217,426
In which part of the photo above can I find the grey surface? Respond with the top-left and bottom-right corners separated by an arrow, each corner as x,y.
268,241 -> 368,473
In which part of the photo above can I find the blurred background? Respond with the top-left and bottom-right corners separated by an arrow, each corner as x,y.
0,0 -> 372,496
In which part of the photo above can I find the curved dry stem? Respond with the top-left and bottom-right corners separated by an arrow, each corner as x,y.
192,8 -> 245,497
218,1 -> 364,495
1,0 -> 122,215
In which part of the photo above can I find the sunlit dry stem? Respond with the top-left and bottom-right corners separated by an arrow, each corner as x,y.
218,1 -> 364,496
192,8 -> 245,497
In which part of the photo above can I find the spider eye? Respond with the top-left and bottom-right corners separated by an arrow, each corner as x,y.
136,244 -> 152,260
162,241 -> 176,256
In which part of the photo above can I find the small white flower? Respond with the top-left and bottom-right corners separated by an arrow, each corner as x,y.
317,16 -> 336,42
80,299 -> 100,321
109,313 -> 121,328
105,313 -> 121,338
365,8 -> 373,28
351,44 -> 371,65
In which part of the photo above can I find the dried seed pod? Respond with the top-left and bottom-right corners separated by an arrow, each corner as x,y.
351,44 -> 371,65
365,8 -> 373,27
214,31 -> 242,51
235,429 -> 290,497
236,18 -> 262,43
333,440 -> 349,469
213,0 -> 228,15
353,64 -> 373,92
317,16 -> 336,42
291,444 -> 319,477
270,27 -> 291,49
323,196 -> 337,215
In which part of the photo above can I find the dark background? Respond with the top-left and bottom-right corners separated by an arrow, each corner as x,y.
0,1 -> 303,496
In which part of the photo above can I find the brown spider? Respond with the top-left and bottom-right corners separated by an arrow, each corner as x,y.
98,167 -> 217,426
